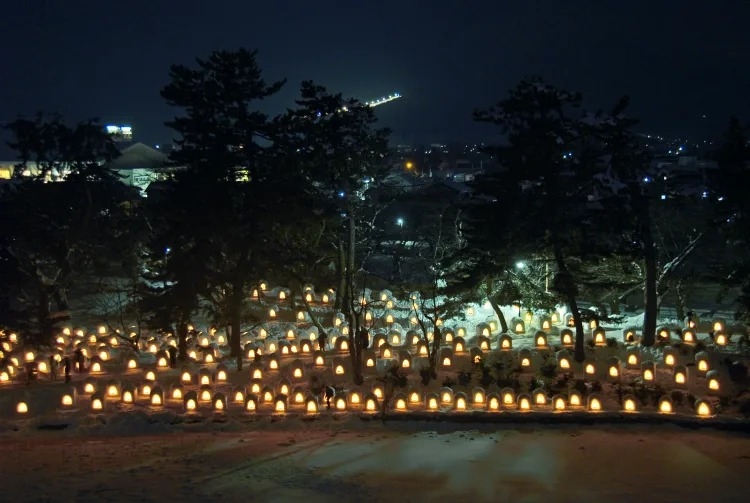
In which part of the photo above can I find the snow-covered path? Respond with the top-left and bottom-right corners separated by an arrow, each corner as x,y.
1,423 -> 749,502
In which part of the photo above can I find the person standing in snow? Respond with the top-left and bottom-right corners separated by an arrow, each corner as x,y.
73,347 -> 84,373
318,332 -> 327,352
62,356 -> 72,383
167,345 -> 177,368
324,385 -> 335,410
48,355 -> 58,381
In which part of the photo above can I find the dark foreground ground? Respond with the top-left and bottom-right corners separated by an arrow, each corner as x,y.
1,421 -> 750,503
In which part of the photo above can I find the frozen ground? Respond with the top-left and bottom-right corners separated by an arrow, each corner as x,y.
1,420 -> 749,503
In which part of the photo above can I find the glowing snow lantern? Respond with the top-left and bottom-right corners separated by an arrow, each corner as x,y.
542,320 -> 551,330
315,354 -> 325,366
695,399 -> 712,417
560,329 -> 574,346
0,370 -> 8,383
233,389 -> 245,404
127,358 -> 138,370
681,329 -> 696,344
514,322 -> 525,334
695,352 -> 710,374
706,370 -> 720,392
364,394 -> 378,412
212,393 -> 226,412
589,319 -> 598,330
558,356 -> 571,371
122,389 -> 134,404
268,357 -> 279,370
24,350 -> 35,362
275,396 -> 288,413
442,356 -> 452,367
713,320 -> 724,333
293,367 -> 303,379
150,387 -> 164,406
501,389 -> 515,406
83,379 -> 96,395
622,328 -> 637,343
518,395 -> 531,411
349,391 -> 362,405
593,328 -> 606,346
204,353 -> 215,364
16,402 -> 28,414
144,370 -> 156,382
553,396 -> 566,411
658,397 -> 673,414
714,332 -> 728,346
488,394 -> 500,411
91,392 -> 104,411
90,361 -> 102,373
673,366 -> 687,385
157,356 -> 168,368
293,389 -> 305,404
588,396 -> 602,412
106,383 -> 120,398
395,395 -> 408,411
216,366 -> 228,382
268,308 -> 277,319
245,396 -> 258,412
336,396 -> 347,410
454,394 -> 467,411
626,348 -> 640,368
535,332 -> 548,348
623,396 -> 637,412
427,394 -> 439,410
199,386 -> 212,402
520,356 -> 531,368
366,357 -> 375,367
500,335 -> 512,350
305,396 -> 319,413
181,371 -> 192,384
184,391 -> 198,412
171,385 -> 184,400
569,390 -> 583,407
533,389 -> 547,406
61,393 -> 74,407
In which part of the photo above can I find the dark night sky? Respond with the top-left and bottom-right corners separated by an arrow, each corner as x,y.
2,0 -> 749,156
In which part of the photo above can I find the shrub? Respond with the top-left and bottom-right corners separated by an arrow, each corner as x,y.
670,390 -> 684,406
479,367 -> 494,387
457,371 -> 472,387
573,379 -> 587,395
591,381 -> 603,393
442,376 -> 456,388
539,363 -> 557,379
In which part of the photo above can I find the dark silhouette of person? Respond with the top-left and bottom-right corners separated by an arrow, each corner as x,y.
318,333 -> 327,352
73,347 -> 85,373
357,327 -> 369,351
324,385 -> 335,409
167,346 -> 177,368
26,361 -> 38,385
62,356 -> 72,383
48,355 -> 58,381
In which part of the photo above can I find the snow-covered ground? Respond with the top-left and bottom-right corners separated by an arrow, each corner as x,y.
1,419 -> 749,502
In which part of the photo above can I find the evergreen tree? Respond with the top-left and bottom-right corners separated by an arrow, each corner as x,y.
1,114 -> 133,343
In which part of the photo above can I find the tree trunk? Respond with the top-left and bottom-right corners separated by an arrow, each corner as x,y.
552,240 -> 586,362
640,198 -> 657,347
231,314 -> 242,370
674,280 -> 686,321
488,298 -> 509,334
37,286 -> 53,345
335,239 -> 347,312
428,325 -> 442,379
177,321 -> 189,362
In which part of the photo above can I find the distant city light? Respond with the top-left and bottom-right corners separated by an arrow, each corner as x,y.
396,217 -> 404,227
516,261 -> 526,269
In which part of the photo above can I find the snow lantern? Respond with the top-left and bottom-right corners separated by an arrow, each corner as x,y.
452,337 -> 466,354
569,390 -> 583,408
681,328 -> 696,344
560,329 -> 574,347
292,387 -> 305,405
641,361 -> 655,382
472,387 -> 486,406
714,331 -> 729,346
170,383 -> 184,401
215,364 -> 228,383
658,396 -> 674,414
82,377 -> 98,395
662,346 -> 678,367
183,391 -> 198,412
426,392 -> 439,411
487,393 -> 501,411
399,351 -> 412,369
587,395 -> 603,412
673,365 -> 688,387
625,347 -> 640,369
622,327 -> 638,344
517,393 -> 532,411
90,391 -> 105,412
499,334 -> 513,350
150,386 -> 165,407
440,387 -> 454,405
477,335 -> 491,351
453,392 -> 468,411
364,393 -> 378,412
121,383 -> 135,404
592,328 -> 606,346
622,394 -> 638,413
553,395 -> 566,411
518,349 -> 532,370
607,358 -> 621,381
199,385 -> 213,403
348,390 -> 362,407
212,392 -> 226,412
439,348 -> 453,368
394,393 -> 408,411
105,380 -> 121,398
16,401 -> 29,414
694,352 -> 710,375
305,395 -> 319,413
244,394 -> 259,413
198,368 -> 212,386
511,317 -> 525,334
706,370 -> 721,393
532,389 -> 548,406
656,326 -> 672,343
695,398 -> 713,417
712,319 -> 725,333
501,388 -> 515,408
534,331 -> 548,349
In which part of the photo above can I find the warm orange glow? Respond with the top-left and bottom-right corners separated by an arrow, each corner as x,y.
536,336 -> 546,347
91,362 -> 102,373
708,378 -> 719,390
275,400 -> 286,413
501,338 -> 511,349
200,389 -> 211,401
515,323 -> 524,333
334,365 -> 345,375
519,398 -> 531,410
715,333 -> 727,345
624,398 -> 636,412
16,402 -> 28,414
151,394 -> 162,406
172,388 -> 183,400
698,360 -> 708,372
489,397 -> 499,410
628,354 -> 638,366
474,392 -> 484,404
107,385 -> 119,397
665,354 -> 675,366
442,357 -> 451,366
609,366 -> 619,378
585,363 -> 595,375
455,397 -> 467,410
245,400 -> 256,411
659,400 -> 672,413
250,383 -> 261,394
480,340 -> 489,350
589,398 -> 602,411
365,398 -> 377,411
270,360 -> 279,370
91,398 -> 103,411
200,375 -> 210,385
350,393 -> 361,404
554,398 -> 566,410
562,333 -> 573,345
427,397 -> 438,410
373,387 -> 383,399
455,342 -> 464,352
559,358 -> 570,370
535,393 -> 546,405
570,394 -> 581,406
84,382 -> 95,394
521,357 -> 530,367
123,391 -> 134,403
61,394 -> 74,406
396,398 -> 407,410
186,398 -> 197,411
675,372 -> 686,384
697,402 -> 711,416
643,369 -> 654,381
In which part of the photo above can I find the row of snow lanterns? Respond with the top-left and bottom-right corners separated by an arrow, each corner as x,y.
15,386 -> 715,418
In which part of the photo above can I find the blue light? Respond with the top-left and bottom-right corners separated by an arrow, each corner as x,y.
338,191 -> 345,198
643,176 -> 651,183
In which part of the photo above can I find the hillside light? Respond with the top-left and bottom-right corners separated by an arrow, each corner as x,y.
516,261 -> 526,269
396,217 -> 404,228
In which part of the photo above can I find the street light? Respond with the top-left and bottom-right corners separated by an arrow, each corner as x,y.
396,217 -> 405,228
516,261 -> 526,270
405,161 -> 414,170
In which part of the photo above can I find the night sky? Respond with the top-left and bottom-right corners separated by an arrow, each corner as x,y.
2,0 -> 749,156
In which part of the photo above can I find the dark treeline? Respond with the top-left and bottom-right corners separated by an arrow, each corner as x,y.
1,50 -> 749,371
